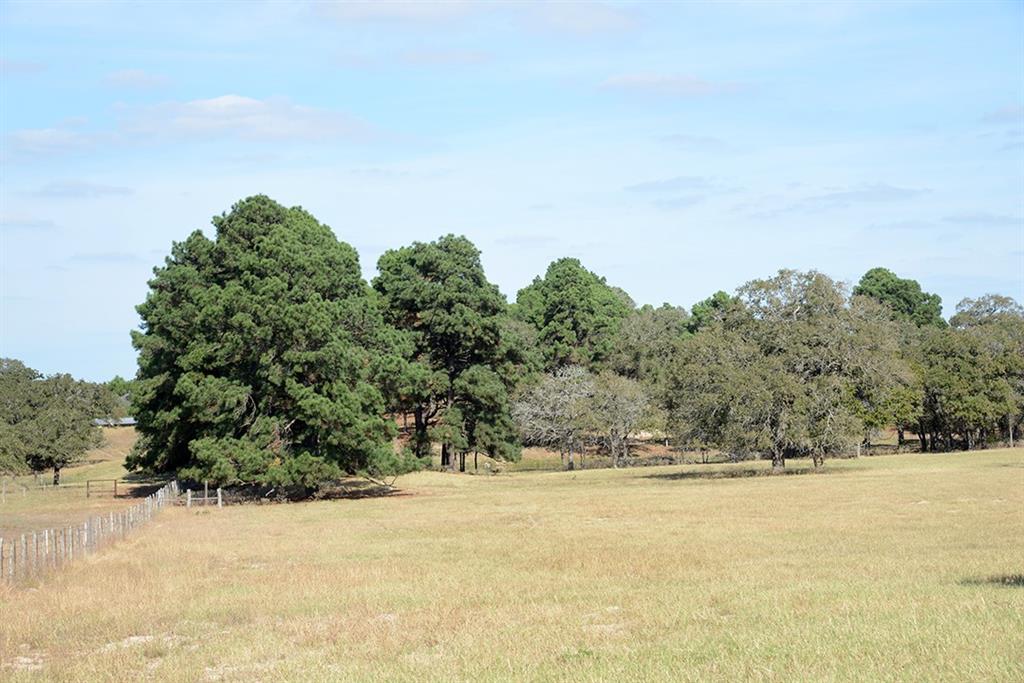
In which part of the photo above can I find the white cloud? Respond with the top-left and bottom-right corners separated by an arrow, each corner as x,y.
653,195 -> 706,210
981,104 -> 1024,124
800,183 -> 929,209
0,59 -> 46,75
397,49 -> 491,66
69,252 -> 144,265
119,95 -> 369,141
494,234 -> 558,248
316,0 -> 635,34
865,220 -> 933,231
602,74 -> 740,97
625,175 -> 740,210
625,176 -> 713,193
5,127 -> 92,156
526,2 -> 636,34
659,134 -> 730,152
0,213 -> 56,230
750,183 -> 931,219
316,1 -> 475,24
104,69 -> 169,89
944,211 -> 1022,227
34,180 -> 132,198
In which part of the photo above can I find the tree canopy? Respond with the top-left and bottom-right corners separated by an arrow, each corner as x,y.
667,270 -> 909,469
514,258 -> 633,371
106,197 -> 1024,484
129,195 -> 404,489
373,234 -> 521,470
0,359 -> 112,482
853,267 -> 945,327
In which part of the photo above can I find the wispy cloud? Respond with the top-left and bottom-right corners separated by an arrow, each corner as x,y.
658,134 -> 730,152
603,74 -> 741,97
0,214 -> 56,231
625,176 -> 713,193
527,2 -> 636,34
864,219 -> 933,231
495,234 -> 558,248
653,195 -> 707,210
750,183 -> 930,219
316,1 -> 475,24
34,180 -> 132,198
625,175 -> 736,210
397,49 -> 491,66
944,211 -> 1022,227
69,252 -> 144,265
0,59 -> 46,75
5,126 -> 94,157
119,95 -> 370,142
104,69 -> 169,89
799,183 -> 929,210
317,0 -> 635,34
981,104 -> 1024,124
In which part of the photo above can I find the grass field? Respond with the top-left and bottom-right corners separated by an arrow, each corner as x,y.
0,428 -> 162,537
1,448 -> 1022,681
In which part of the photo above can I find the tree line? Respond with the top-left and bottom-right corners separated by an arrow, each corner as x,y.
0,360 -> 127,483
7,195 -> 1019,489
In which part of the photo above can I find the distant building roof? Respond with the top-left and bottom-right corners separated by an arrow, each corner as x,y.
92,417 -> 137,427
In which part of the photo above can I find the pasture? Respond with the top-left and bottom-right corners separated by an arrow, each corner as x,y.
1,448 -> 1022,682
0,428 -> 159,538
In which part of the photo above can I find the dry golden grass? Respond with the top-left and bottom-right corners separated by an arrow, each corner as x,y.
1,449 -> 1022,681
0,428 -> 153,536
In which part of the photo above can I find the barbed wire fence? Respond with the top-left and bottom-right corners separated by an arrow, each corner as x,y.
0,480 -> 179,585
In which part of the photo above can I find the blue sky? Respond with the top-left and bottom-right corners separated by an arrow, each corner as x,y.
1,0 -> 1022,381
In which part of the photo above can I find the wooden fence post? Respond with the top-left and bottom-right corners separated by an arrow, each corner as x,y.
217,488 -> 222,508
187,489 -> 192,508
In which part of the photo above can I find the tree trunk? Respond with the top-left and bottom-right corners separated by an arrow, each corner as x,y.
566,439 -> 575,471
897,427 -> 905,452
459,452 -> 466,473
413,407 -> 428,458
443,382 -> 455,470
52,466 -> 61,486
441,443 -> 451,469
771,450 -> 785,473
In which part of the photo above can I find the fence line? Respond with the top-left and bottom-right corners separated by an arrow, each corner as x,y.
0,480 -> 179,585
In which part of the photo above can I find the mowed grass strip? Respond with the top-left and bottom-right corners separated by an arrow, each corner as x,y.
1,450 -> 1022,682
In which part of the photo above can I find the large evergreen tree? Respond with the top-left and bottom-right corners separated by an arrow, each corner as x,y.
129,195 -> 402,488
853,267 -> 945,327
373,234 -> 520,469
514,258 -> 633,371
